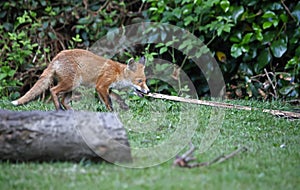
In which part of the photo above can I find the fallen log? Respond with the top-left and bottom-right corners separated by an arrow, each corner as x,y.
0,110 -> 132,163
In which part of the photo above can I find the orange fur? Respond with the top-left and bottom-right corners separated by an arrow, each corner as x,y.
12,49 -> 149,111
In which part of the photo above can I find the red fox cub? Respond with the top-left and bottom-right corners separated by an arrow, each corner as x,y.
11,49 -> 150,111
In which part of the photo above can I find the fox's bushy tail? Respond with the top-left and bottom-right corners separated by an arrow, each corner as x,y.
11,63 -> 55,106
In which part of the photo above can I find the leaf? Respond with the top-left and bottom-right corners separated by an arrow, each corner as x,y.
149,7 -> 158,12
29,11 -> 37,18
0,73 -> 7,81
148,79 -> 159,85
0,10 -> 7,18
262,11 -> 276,19
291,2 -> 300,22
239,63 -> 253,76
40,0 -> 47,6
42,21 -> 49,29
230,32 -> 242,43
156,63 -> 170,72
296,46 -> 300,56
166,39 -> 178,46
241,45 -> 250,53
155,43 -> 165,48
45,6 -> 52,13
220,0 -> 230,13
8,69 -> 16,77
255,32 -> 263,42
232,6 -> 244,23
262,21 -> 273,29
279,14 -> 288,23
241,33 -> 253,44
257,48 -> 272,72
159,47 -> 168,54
231,44 -> 242,58
184,16 -> 194,26
252,23 -> 261,31
279,85 -> 294,95
172,8 -> 181,19
161,31 -> 167,41
148,33 -> 159,43
72,34 -> 82,42
77,16 -> 91,24
3,22 -> 13,31
47,32 -> 57,40
262,31 -> 276,45
249,24 -> 261,42
270,38 -> 287,58
178,39 -> 191,50
157,83 -> 169,92
285,58 -> 295,69
246,0 -> 256,6
223,23 -> 233,33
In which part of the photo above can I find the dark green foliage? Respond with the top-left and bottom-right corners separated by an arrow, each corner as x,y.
0,0 -> 299,100
0,0 -> 140,98
146,0 -> 299,99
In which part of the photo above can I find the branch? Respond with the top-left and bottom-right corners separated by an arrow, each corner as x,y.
173,144 -> 248,168
214,147 -> 248,164
281,0 -> 297,22
146,93 -> 300,119
264,68 -> 278,99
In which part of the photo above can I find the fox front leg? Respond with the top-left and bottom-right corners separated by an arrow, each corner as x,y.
96,86 -> 114,111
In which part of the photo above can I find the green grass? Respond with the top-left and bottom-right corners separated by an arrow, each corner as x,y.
0,96 -> 299,190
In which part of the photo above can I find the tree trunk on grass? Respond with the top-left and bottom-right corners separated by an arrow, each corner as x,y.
0,110 -> 132,163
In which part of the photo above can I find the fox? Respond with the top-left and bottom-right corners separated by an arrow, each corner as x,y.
11,49 -> 150,111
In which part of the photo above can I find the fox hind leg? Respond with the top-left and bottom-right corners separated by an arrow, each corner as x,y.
50,82 -> 74,110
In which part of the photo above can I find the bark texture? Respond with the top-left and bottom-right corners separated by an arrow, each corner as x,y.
0,110 -> 132,163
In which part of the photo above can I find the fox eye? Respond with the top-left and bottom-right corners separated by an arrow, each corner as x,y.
137,79 -> 143,83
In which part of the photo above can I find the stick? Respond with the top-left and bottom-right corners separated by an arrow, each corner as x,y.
214,146 -> 248,164
146,93 -> 300,119
173,143 -> 248,168
281,0 -> 297,22
264,68 -> 277,99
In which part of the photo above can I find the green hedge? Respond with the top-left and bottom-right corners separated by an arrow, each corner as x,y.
146,0 -> 300,99
0,0 -> 140,98
0,0 -> 299,100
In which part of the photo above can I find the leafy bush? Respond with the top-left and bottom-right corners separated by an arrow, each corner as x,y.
0,0 -> 299,100
0,10 -> 42,98
0,0 -> 141,98
146,0 -> 300,99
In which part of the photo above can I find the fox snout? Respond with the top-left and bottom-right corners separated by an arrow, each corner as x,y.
133,83 -> 150,97
141,84 -> 150,94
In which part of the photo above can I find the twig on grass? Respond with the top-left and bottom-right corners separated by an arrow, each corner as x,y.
173,144 -> 248,168
146,93 -> 300,119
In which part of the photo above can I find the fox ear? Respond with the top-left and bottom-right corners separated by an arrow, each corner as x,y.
139,56 -> 146,65
127,58 -> 137,71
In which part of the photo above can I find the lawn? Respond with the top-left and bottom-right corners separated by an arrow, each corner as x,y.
0,96 -> 299,190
